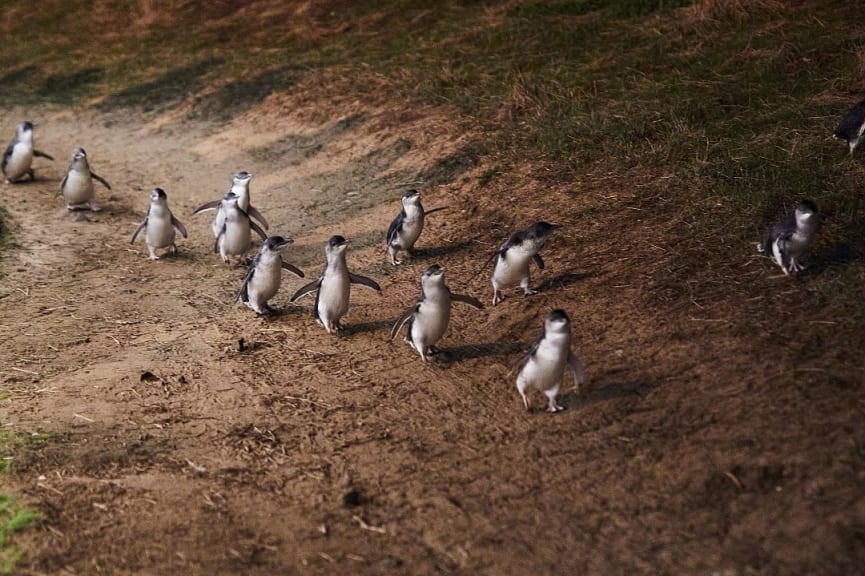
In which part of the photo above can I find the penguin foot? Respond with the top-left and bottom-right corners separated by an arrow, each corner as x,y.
520,393 -> 530,411
522,288 -> 538,297
492,291 -> 504,306
546,403 -> 564,413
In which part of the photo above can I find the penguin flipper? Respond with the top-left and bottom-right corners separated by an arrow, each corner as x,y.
423,206 -> 448,216
281,261 -> 305,278
237,266 -> 255,303
348,273 -> 381,292
250,218 -> 268,241
130,220 -> 147,244
567,351 -> 586,390
193,199 -> 222,215
386,211 -> 404,247
59,173 -> 68,194
33,149 -> 54,161
91,171 -> 112,190
532,253 -> 545,270
247,205 -> 269,230
468,250 -> 501,283
171,215 -> 188,239
214,224 -> 225,254
290,278 -> 322,302
451,293 -> 484,309
1,144 -> 11,174
390,304 -> 419,340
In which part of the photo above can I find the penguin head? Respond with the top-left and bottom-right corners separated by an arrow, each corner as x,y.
545,309 -> 571,333
795,200 -> 818,227
264,235 -> 294,252
72,147 -> 87,161
150,188 -> 168,203
17,121 -> 34,138
223,191 -> 240,207
233,171 -> 253,184
325,235 -> 349,255
421,264 -> 446,287
401,189 -> 421,207
528,221 -> 561,240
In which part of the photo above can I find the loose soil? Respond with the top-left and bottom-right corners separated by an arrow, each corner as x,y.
1,89 -> 864,575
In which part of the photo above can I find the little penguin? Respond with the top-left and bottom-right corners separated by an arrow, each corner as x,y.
758,200 -> 820,276
214,191 -> 268,264
834,100 -> 865,155
516,309 -> 586,413
130,188 -> 188,260
487,221 -> 560,306
193,171 -> 269,238
390,264 -> 484,361
386,189 -> 448,265
59,147 -> 111,211
2,121 -> 54,183
238,235 -> 305,315
290,235 -> 381,333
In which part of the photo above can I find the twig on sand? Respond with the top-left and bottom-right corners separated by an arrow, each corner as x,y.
352,515 -> 386,534
73,413 -> 95,423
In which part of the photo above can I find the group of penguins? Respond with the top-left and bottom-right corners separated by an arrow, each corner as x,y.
3,99 -> 865,412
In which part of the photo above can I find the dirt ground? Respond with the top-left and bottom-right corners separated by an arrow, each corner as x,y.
2,87 -> 865,575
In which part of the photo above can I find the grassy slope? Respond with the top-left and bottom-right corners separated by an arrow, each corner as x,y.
2,0 -> 865,570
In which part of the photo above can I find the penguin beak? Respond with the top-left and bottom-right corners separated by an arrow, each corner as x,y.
277,237 -> 294,249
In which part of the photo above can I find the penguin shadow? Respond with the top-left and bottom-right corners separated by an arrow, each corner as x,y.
559,380 -> 653,410
805,242 -> 865,274
342,319 -> 393,336
434,341 -> 527,363
536,271 -> 594,293
269,303 -> 312,318
411,240 -> 475,261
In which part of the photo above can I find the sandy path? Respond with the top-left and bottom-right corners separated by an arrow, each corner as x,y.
1,102 -> 863,575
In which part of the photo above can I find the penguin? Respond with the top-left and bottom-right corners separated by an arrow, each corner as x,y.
834,100 -> 865,155
516,309 -> 586,413
390,264 -> 484,361
2,121 -> 54,183
385,189 -> 448,265
290,235 -> 381,333
238,235 -> 305,315
130,188 -> 188,260
59,148 -> 111,211
192,171 -> 269,238
487,221 -> 560,306
758,200 -> 820,276
214,191 -> 268,264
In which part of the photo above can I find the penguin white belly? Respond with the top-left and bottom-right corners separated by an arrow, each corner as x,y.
145,208 -> 176,249
221,220 -> 252,257
317,270 -> 350,325
63,170 -> 94,205
787,232 -> 810,258
236,189 -> 250,213
5,144 -> 32,180
250,257 -> 282,304
411,298 -> 451,348
522,336 -> 569,392
493,253 -> 531,287
399,217 -> 424,249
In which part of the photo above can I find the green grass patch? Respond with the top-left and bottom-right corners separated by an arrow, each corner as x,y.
0,432 -> 43,575
0,495 -> 38,575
